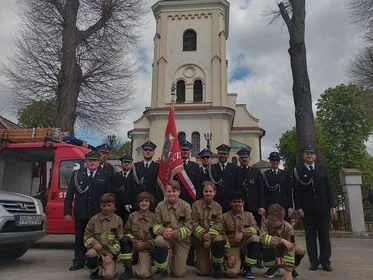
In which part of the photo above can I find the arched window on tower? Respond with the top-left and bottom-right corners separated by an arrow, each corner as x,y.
176,80 -> 185,103
193,80 -> 203,102
191,132 -> 200,156
178,132 -> 186,144
183,29 -> 197,51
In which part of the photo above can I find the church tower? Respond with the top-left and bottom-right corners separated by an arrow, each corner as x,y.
129,0 -> 265,163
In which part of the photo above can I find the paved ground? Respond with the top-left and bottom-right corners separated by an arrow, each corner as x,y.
0,234 -> 372,280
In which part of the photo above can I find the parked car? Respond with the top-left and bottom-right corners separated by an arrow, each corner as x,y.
0,191 -> 46,260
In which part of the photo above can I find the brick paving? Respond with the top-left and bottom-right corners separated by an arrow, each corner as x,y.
0,234 -> 372,279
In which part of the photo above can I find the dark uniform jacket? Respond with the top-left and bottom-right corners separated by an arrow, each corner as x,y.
197,166 -> 210,199
133,161 -> 162,204
64,167 -> 110,220
239,166 -> 265,213
101,162 -> 116,176
262,169 -> 293,210
110,170 -> 135,217
209,162 -> 240,212
293,164 -> 335,214
178,160 -> 200,205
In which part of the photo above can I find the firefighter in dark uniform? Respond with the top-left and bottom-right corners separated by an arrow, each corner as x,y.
262,152 -> 294,218
175,140 -> 200,267
197,148 -> 213,198
132,141 -> 162,207
110,154 -> 134,223
97,143 -> 115,176
293,145 -> 336,272
64,151 -> 111,271
178,140 -> 200,205
237,147 -> 265,226
208,144 -> 240,212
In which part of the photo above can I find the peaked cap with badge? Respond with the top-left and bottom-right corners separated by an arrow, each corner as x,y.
236,147 -> 252,157
119,154 -> 133,163
268,151 -> 281,161
141,141 -> 157,150
216,144 -> 231,153
180,140 -> 193,150
96,143 -> 111,153
85,151 -> 100,160
198,148 -> 213,157
302,144 -> 317,154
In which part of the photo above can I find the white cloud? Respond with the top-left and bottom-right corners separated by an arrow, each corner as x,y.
0,0 -> 366,157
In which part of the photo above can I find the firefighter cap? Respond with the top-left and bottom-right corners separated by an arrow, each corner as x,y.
216,144 -> 231,154
302,144 -> 317,154
85,151 -> 100,160
180,140 -> 193,150
119,154 -> 133,163
141,141 -> 157,151
237,147 -> 252,157
268,151 -> 281,161
198,148 -> 213,158
97,143 -> 111,153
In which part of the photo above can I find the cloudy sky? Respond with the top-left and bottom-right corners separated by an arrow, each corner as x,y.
0,0 -> 370,156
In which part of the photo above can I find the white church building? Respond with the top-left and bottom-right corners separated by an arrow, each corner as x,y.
128,0 -> 265,163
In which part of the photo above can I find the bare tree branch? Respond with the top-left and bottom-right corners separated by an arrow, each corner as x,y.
279,2 -> 292,31
1,0 -> 146,134
46,0 -> 65,16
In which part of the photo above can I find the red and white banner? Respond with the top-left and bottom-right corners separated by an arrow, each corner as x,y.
157,105 -> 197,201
157,105 -> 183,193
177,170 -> 197,201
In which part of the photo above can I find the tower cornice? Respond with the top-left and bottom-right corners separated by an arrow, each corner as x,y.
152,0 -> 230,38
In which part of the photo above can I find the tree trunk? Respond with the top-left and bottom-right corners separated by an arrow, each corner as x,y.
280,0 -> 316,162
56,0 -> 82,135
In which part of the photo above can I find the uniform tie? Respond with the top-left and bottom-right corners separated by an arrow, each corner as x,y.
309,165 -> 314,172
221,165 -> 225,172
145,162 -> 148,169
88,171 -> 94,184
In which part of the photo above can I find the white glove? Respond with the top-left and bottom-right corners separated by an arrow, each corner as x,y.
125,205 -> 132,213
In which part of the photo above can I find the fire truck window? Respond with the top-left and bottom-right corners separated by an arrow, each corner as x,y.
59,160 -> 83,189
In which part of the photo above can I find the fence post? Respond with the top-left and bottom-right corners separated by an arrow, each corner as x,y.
339,168 -> 366,232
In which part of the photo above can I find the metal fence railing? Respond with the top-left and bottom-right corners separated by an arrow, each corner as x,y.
364,207 -> 373,232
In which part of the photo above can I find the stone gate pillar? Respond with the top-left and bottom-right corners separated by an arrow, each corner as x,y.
339,168 -> 366,232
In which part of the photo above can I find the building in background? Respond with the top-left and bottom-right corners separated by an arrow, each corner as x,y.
128,0 -> 265,163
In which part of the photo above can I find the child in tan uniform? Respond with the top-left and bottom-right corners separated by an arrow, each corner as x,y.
191,181 -> 229,278
260,204 -> 305,280
152,181 -> 193,279
84,193 -> 124,280
121,192 -> 156,279
223,192 -> 260,279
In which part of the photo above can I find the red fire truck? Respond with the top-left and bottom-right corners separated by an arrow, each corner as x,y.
0,128 -> 91,234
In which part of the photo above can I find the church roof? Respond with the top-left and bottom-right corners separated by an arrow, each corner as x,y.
251,160 -> 271,169
0,115 -> 21,130
229,139 -> 250,149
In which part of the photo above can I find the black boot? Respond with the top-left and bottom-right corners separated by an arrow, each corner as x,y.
119,265 -> 133,280
186,249 -> 196,267
89,270 -> 100,280
212,264 -> 223,279
151,270 -> 168,280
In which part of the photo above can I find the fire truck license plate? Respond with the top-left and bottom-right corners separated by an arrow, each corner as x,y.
16,215 -> 42,225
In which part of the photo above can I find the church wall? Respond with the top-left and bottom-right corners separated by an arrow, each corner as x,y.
144,112 -> 231,161
230,134 -> 261,163
233,105 -> 259,127
164,13 -> 213,105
